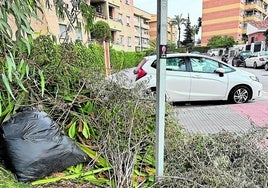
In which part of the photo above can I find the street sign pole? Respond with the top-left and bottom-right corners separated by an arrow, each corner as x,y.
155,0 -> 167,181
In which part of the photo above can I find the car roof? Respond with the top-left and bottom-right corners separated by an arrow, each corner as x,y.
144,53 -> 210,59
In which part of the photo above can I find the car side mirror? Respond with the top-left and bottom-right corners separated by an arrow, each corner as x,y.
215,68 -> 225,77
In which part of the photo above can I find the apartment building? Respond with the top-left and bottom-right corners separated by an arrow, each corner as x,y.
29,0 -> 151,52
149,14 -> 178,45
201,0 -> 268,46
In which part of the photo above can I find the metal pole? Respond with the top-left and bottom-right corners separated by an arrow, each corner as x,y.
155,0 -> 167,181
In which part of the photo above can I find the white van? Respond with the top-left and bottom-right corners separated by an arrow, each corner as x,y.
207,48 -> 224,56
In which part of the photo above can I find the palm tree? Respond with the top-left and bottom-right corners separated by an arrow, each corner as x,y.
172,13 -> 186,48
168,20 -> 176,44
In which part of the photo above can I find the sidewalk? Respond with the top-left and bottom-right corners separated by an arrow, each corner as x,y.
174,101 -> 268,135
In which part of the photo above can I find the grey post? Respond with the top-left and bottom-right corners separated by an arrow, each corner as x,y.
155,0 -> 167,181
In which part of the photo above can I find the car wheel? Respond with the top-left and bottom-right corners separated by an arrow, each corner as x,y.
265,63 -> 268,71
253,62 -> 257,69
146,87 -> 157,100
228,86 -> 251,104
146,87 -> 168,102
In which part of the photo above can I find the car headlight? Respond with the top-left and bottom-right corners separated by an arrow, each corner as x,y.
250,76 -> 259,82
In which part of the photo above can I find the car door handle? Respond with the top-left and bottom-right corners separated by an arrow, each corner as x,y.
192,75 -> 201,78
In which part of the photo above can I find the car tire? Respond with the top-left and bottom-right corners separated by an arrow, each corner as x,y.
146,87 -> 168,102
253,62 -> 257,69
265,63 -> 268,71
228,85 -> 251,104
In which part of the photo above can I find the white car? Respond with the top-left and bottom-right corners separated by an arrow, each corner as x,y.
134,53 -> 263,104
244,51 -> 268,69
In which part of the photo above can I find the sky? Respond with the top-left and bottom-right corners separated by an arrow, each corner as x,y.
133,0 -> 203,39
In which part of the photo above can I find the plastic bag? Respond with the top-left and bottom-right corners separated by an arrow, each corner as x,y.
0,107 -> 89,182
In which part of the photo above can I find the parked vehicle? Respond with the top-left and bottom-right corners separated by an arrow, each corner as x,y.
221,54 -> 229,63
134,53 -> 262,104
207,49 -> 220,56
191,51 -> 201,54
244,51 -> 268,69
232,50 -> 253,67
265,62 -> 268,71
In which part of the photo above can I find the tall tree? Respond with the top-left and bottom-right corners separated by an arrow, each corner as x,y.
172,13 -> 186,48
182,14 -> 193,48
168,20 -> 176,45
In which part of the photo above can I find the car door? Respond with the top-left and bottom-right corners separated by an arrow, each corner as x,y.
189,57 -> 229,101
245,54 -> 255,67
165,57 -> 191,101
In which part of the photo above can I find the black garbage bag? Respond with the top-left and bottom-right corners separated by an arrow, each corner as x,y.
0,107 -> 89,182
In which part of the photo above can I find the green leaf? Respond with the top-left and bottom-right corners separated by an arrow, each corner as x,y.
82,121 -> 90,139
38,70 -> 45,97
6,56 -> 16,82
68,122 -> 77,139
21,38 -> 31,55
0,99 -> 2,117
31,167 -> 111,185
77,143 -> 110,168
2,74 -> 15,100
26,64 -> 30,78
14,74 -> 28,93
67,164 -> 83,174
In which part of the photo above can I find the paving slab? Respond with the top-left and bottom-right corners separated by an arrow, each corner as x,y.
174,104 -> 258,135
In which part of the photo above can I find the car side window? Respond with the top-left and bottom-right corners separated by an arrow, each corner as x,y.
220,63 -> 234,73
190,57 -> 219,73
166,57 -> 186,71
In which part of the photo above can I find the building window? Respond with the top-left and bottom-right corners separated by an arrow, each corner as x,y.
127,37 -> 131,46
118,13 -> 123,24
126,16 -> 130,26
59,24 -> 67,39
126,0 -> 129,5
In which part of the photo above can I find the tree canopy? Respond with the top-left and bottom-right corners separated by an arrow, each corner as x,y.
92,20 -> 111,43
207,35 -> 237,48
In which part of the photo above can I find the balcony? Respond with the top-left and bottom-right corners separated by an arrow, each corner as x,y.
108,18 -> 122,31
245,2 -> 266,13
108,0 -> 120,7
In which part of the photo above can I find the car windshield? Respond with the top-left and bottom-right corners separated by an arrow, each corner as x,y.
240,51 -> 252,58
259,51 -> 268,56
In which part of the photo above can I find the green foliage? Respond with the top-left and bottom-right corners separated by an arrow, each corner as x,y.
0,164 -> 31,188
172,13 -> 186,47
158,129 -> 268,187
109,48 -> 145,70
31,35 -> 59,66
92,21 -> 111,42
0,0 -> 42,121
207,35 -> 237,48
80,1 -> 96,34
182,14 -> 194,48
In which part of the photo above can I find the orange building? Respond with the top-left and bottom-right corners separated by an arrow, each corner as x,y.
202,0 -> 268,46
149,14 -> 178,45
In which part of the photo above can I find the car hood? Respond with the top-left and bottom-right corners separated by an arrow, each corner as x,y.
232,67 -> 256,78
